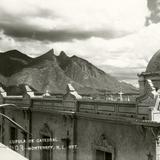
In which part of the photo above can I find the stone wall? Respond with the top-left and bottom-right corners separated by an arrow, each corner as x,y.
0,85 -> 159,160
31,111 -> 74,160
77,118 -> 156,160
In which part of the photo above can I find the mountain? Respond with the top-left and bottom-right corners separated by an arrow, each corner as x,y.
0,49 -> 138,94
7,50 -> 83,93
56,53 -> 137,93
0,50 -> 32,76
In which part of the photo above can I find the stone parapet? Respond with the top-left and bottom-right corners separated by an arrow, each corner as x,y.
0,84 -> 159,123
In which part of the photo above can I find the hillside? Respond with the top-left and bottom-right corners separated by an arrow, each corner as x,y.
0,50 -> 32,76
0,49 -> 138,94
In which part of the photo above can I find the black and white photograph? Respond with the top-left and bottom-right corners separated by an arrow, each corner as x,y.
0,0 -> 160,160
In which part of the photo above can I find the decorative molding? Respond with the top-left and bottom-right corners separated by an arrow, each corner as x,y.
39,123 -> 53,160
25,85 -> 35,97
92,134 -> 115,160
39,123 -> 53,137
136,126 -> 147,140
22,93 -> 31,107
147,127 -> 160,145
137,79 -> 156,105
64,84 -> 82,100
146,152 -> 153,160
137,79 -> 160,122
0,87 -> 7,97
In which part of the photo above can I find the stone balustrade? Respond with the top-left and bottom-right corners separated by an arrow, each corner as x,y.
0,84 -> 156,121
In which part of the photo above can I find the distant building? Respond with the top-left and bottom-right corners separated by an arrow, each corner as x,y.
1,50 -> 160,160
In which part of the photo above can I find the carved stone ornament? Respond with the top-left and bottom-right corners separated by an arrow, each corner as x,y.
40,123 -> 53,137
93,134 -> 115,160
22,93 -> 31,106
147,152 -> 153,160
95,134 -> 111,147
139,79 -> 160,109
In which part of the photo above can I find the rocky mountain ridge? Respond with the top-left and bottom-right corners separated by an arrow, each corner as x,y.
0,49 -> 138,94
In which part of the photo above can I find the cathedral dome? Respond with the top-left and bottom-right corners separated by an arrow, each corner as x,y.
146,49 -> 160,72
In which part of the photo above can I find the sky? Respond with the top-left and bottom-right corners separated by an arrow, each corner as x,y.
0,0 -> 160,87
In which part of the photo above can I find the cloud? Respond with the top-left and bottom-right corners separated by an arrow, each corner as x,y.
146,0 -> 160,25
0,21 -> 120,42
48,22 -> 160,87
0,0 -> 148,42
0,0 -> 159,87
0,31 -> 50,55
99,65 -> 143,87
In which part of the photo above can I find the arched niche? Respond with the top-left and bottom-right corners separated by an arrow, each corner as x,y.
92,134 -> 116,160
39,123 -> 54,160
